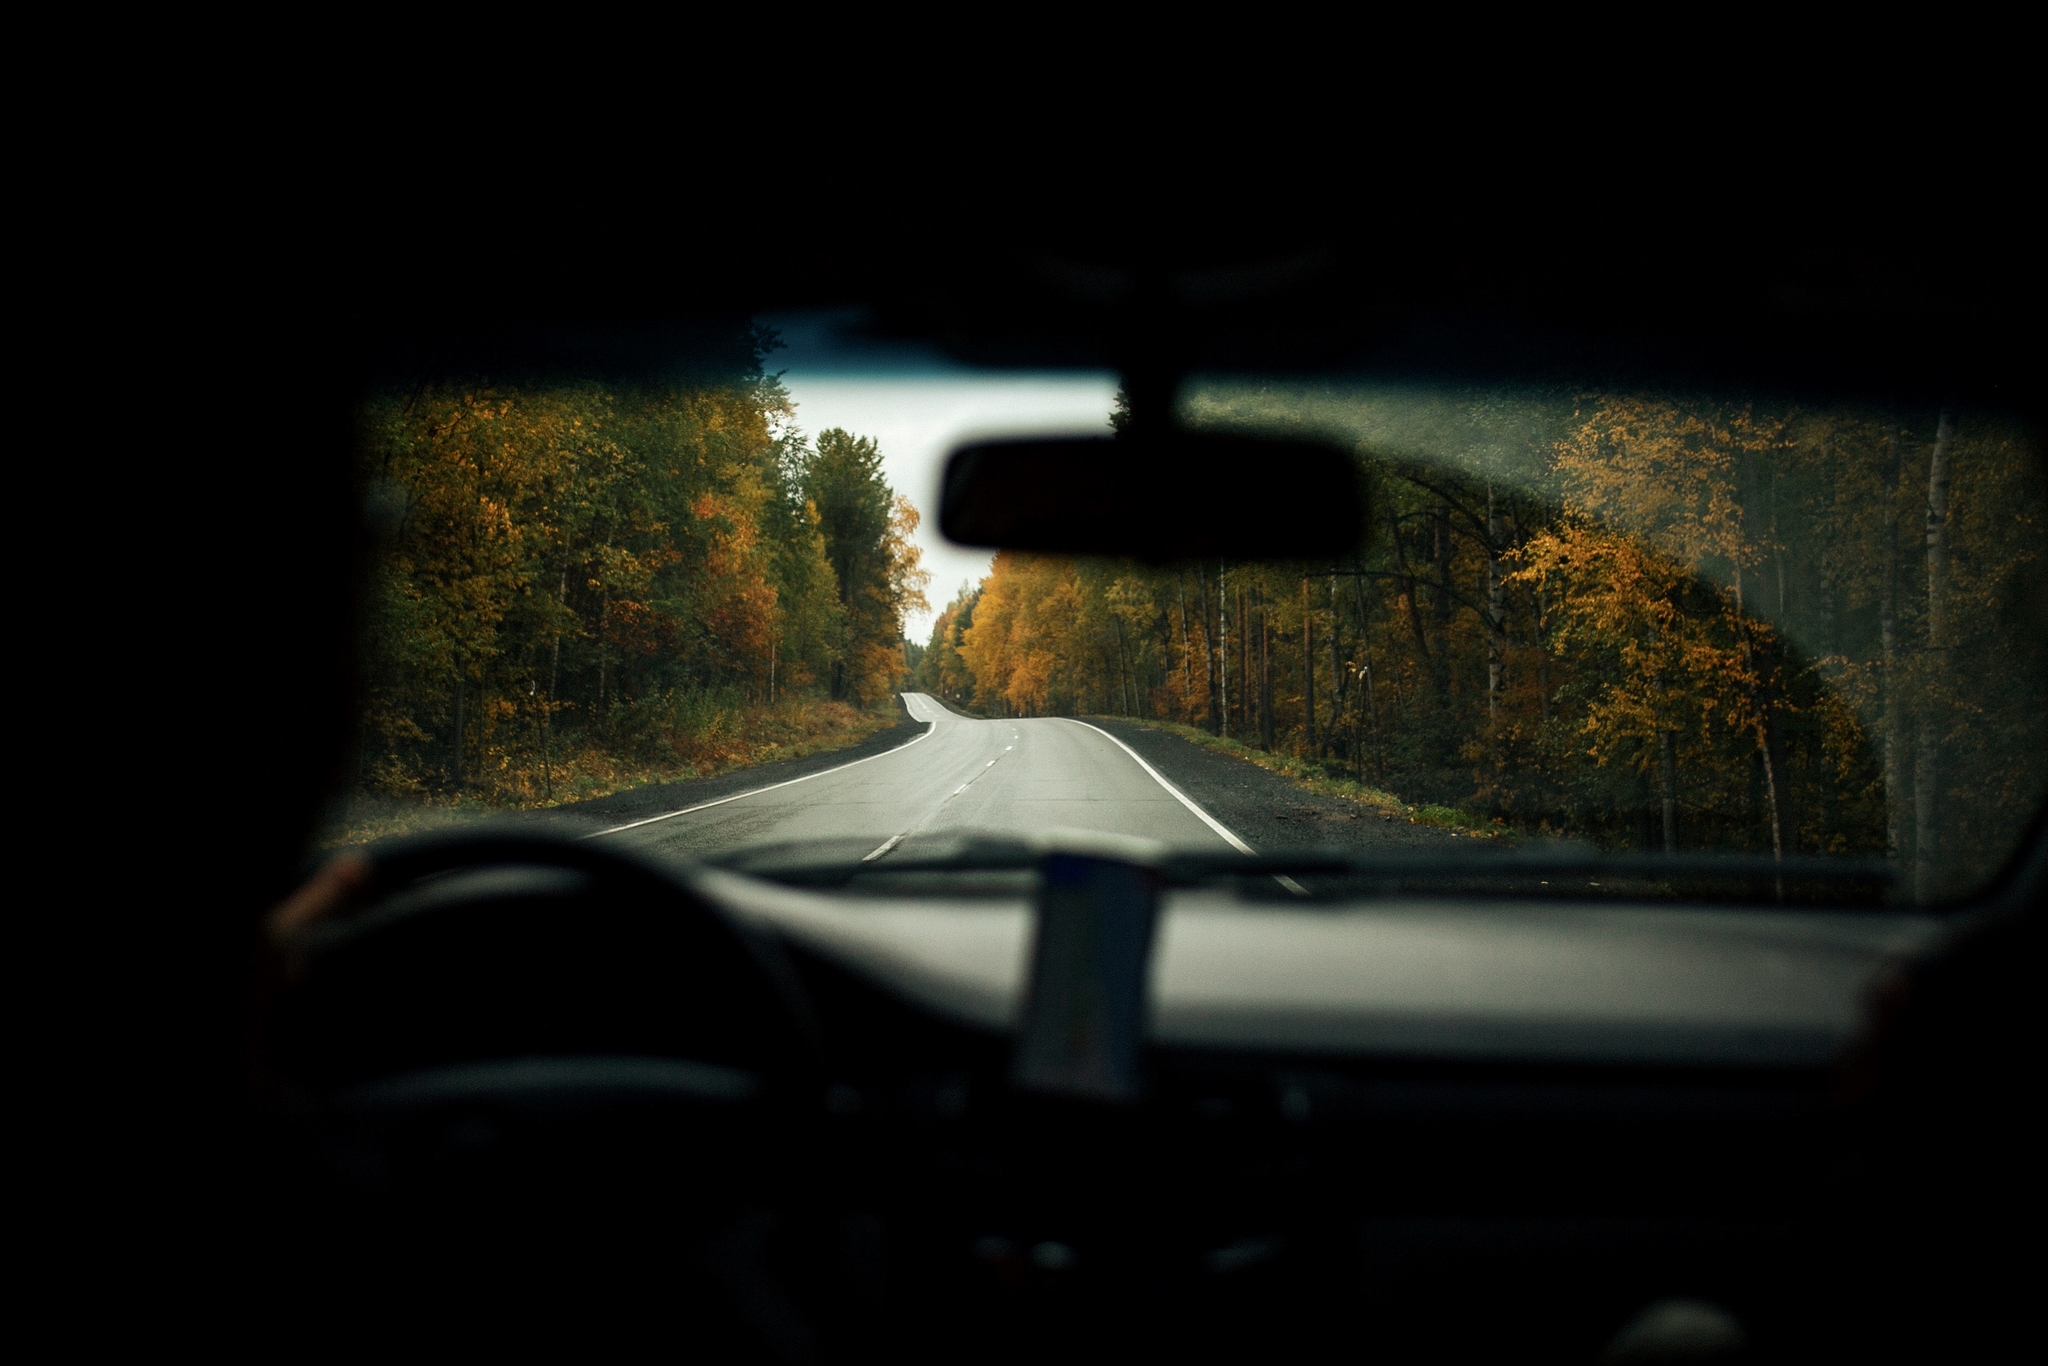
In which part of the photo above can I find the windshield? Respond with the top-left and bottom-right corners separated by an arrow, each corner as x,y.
334,318 -> 2045,905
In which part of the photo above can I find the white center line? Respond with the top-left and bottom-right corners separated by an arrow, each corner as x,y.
864,729 -> 1013,864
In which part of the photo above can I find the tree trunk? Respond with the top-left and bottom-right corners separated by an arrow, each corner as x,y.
1329,575 -> 1345,766
1923,410 -> 1954,649
530,677 -> 549,800
1365,667 -> 1381,779
1879,428 -> 1905,864
1657,728 -> 1678,853
1242,589 -> 1253,738
1350,573 -> 1384,778
1731,557 -> 1788,872
543,570 -> 564,801
1914,410 -> 1955,901
1654,662 -> 1678,853
1195,563 -> 1222,735
1302,578 -> 1317,755
1432,501 -> 1452,626
451,650 -> 466,786
1218,566 -> 1230,737
1258,591 -> 1275,752
1485,483 -> 1503,724
597,590 -> 613,722
1760,714 -> 1786,890
1176,574 -> 1195,721
1236,589 -> 1253,737
1113,614 -> 1133,716
1329,574 -> 1345,714
1770,468 -> 1787,618
1393,508 -> 1445,698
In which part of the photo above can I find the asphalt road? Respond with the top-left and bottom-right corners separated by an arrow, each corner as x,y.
598,693 -> 1245,861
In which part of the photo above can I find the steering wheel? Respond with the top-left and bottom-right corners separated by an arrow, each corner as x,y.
265,829 -> 845,1357
273,825 -> 827,1114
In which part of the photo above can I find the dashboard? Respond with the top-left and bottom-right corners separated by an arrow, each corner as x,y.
266,835 -> 1963,1359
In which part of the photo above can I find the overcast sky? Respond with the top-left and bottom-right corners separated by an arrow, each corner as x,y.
762,313 -> 1117,641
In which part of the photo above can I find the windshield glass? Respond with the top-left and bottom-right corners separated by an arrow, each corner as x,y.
333,318 -> 2045,905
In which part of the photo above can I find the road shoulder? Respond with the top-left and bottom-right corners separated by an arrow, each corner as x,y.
1083,718 -> 1467,853
546,698 -> 931,830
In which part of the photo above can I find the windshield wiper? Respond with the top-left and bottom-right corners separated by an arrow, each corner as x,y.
706,835 -> 1039,890
711,836 -> 1896,905
1163,849 -> 1896,906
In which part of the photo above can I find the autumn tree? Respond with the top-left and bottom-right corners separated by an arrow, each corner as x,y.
930,382 -> 2043,892
352,335 -> 927,806
802,428 -> 929,704
917,583 -> 984,708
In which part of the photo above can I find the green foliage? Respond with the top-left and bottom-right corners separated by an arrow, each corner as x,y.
915,583 -> 984,707
805,428 -> 930,703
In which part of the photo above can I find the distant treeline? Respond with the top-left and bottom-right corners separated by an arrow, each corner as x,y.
918,390 -> 2044,895
354,335 -> 926,806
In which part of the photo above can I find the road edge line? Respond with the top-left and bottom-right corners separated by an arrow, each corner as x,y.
1059,718 -> 1257,856
584,704 -> 939,837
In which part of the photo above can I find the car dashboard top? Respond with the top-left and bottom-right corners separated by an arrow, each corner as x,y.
700,865 -> 1938,1069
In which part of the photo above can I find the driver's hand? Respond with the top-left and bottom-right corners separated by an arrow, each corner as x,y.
254,856 -> 375,1087
269,855 -> 372,949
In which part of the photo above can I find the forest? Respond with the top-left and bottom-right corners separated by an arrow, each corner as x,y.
347,324 -> 2042,898
349,333 -> 928,821
917,389 -> 2045,897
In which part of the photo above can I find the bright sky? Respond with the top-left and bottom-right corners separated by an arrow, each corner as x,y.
762,314 -> 1117,641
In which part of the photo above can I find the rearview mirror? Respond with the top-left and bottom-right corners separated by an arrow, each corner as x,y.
938,433 -> 1366,560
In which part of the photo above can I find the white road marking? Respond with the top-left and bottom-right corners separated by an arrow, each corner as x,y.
864,726 -> 1014,863
584,703 -> 937,837
862,833 -> 907,861
1057,719 -> 1258,856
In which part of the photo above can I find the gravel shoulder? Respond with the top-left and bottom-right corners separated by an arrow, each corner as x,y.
545,698 -> 930,830
1084,718 -> 1465,853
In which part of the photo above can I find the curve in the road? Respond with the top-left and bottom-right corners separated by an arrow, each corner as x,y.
595,693 -> 1257,863
585,701 -> 938,838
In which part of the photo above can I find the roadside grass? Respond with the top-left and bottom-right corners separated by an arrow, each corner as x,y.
321,699 -> 900,848
1095,717 -> 1511,840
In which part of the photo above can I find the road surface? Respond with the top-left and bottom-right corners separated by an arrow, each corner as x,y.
597,693 -> 1247,861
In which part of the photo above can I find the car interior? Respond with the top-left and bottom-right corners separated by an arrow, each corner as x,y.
112,202 -> 2039,1362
